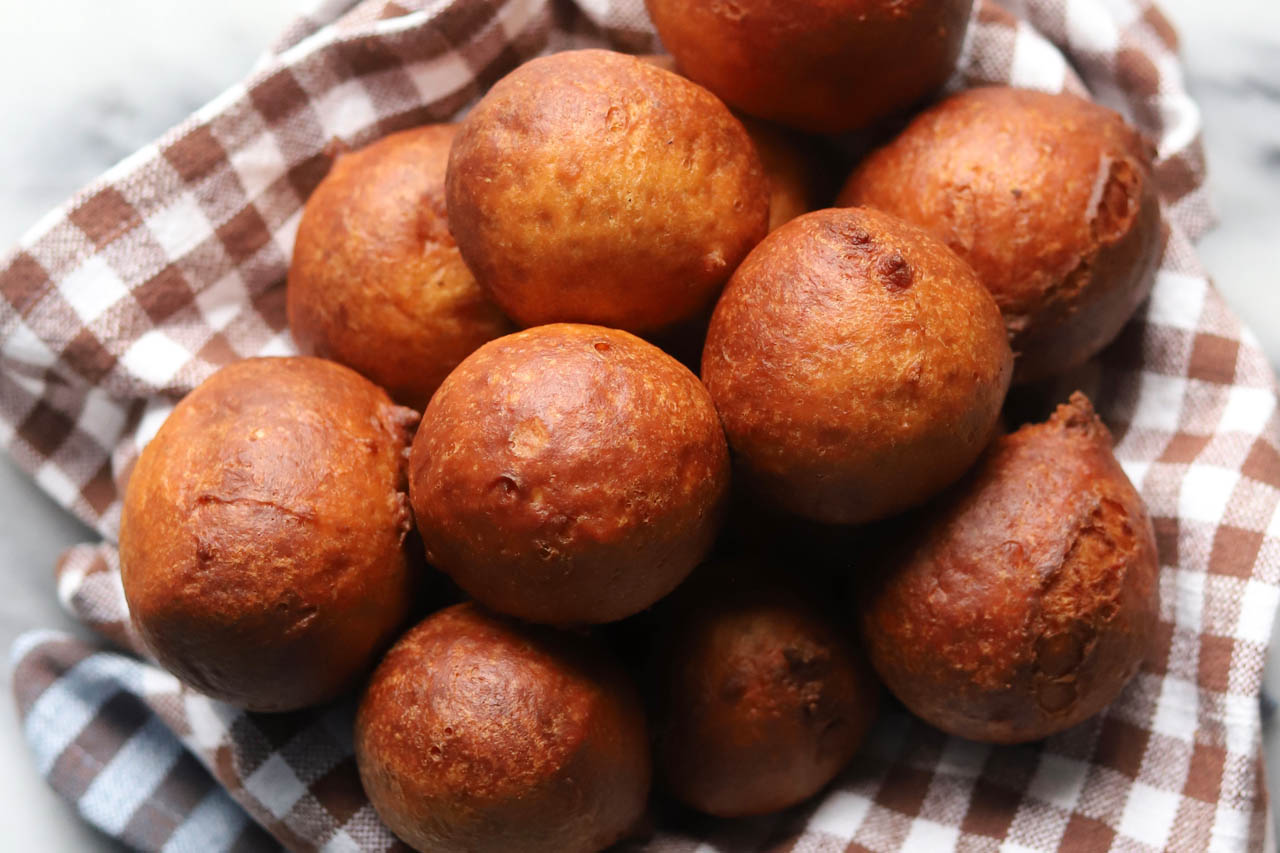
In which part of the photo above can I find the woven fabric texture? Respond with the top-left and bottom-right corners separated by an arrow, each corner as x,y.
4,1 -> 1278,851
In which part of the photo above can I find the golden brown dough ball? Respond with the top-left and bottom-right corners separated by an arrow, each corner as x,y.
859,393 -> 1159,743
356,603 -> 650,853
638,54 -> 826,232
287,124 -> 513,411
702,207 -> 1012,525
741,115 -> 821,232
653,564 -> 878,817
636,53 -> 679,73
446,49 -> 768,334
838,86 -> 1163,383
409,324 -> 730,624
119,357 -> 418,711
644,0 -> 974,133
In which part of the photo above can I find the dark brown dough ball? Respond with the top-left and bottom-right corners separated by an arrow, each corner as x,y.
356,603 -> 650,853
859,393 -> 1159,743
410,324 -> 730,624
702,207 -> 1012,524
653,565 -> 878,816
287,124 -> 513,411
644,0 -> 974,134
119,357 -> 417,711
446,49 -> 768,334
838,86 -> 1162,383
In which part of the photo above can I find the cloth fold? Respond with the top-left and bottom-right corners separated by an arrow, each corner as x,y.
3,0 -> 1279,851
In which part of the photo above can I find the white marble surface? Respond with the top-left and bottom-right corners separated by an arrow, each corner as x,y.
0,1 -> 1276,851
0,4 -> 302,850
1166,0 -> 1280,370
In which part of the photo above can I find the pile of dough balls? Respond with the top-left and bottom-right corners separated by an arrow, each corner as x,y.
119,5 -> 1163,850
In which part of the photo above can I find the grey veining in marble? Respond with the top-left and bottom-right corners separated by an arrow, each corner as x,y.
0,1 -> 1276,851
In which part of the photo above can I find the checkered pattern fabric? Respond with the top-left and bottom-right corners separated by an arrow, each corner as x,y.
4,0 -> 1278,851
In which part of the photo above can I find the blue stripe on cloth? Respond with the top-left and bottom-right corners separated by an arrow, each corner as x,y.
80,714 -> 184,835
12,631 -> 273,852
162,787 -> 254,853
9,628 -> 70,666
20,642 -> 147,776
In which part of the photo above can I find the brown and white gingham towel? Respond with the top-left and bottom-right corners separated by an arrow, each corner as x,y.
4,1 -> 1279,851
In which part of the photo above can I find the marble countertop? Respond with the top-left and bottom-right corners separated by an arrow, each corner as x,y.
0,1 -> 1276,850
0,4 -> 301,849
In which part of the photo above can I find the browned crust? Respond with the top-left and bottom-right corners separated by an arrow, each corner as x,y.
287,124 -> 513,411
119,357 -> 418,711
858,393 -> 1159,743
409,324 -> 730,624
635,56 -> 822,233
838,86 -> 1163,383
654,567 -> 878,817
702,206 -> 1012,524
446,49 -> 769,334
644,0 -> 974,133
356,603 -> 650,853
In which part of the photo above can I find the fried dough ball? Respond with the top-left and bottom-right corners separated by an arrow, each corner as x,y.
446,49 -> 768,334
839,86 -> 1162,383
637,53 -> 833,232
287,125 -> 512,410
356,603 -> 650,853
644,0 -> 974,133
653,565 -> 878,816
702,207 -> 1012,524
859,393 -> 1159,743
409,324 -> 730,624
119,357 -> 417,711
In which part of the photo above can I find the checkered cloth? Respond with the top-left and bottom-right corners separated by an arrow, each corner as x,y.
3,0 -> 1277,850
